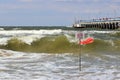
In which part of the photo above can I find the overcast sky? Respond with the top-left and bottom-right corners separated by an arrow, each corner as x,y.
0,0 -> 120,26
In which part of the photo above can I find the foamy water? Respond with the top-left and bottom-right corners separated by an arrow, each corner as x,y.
0,29 -> 119,45
0,49 -> 79,80
0,29 -> 62,45
0,28 -> 120,80
0,49 -> 120,80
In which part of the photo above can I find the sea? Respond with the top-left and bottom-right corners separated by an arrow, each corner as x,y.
0,26 -> 120,80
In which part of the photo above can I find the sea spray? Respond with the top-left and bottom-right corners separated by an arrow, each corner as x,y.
0,35 -> 119,54
0,35 -> 79,53
0,27 -> 120,80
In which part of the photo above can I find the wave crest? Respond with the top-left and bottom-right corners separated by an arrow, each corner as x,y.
0,35 -> 120,54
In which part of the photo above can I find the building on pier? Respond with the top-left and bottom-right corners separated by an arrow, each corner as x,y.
73,17 -> 120,29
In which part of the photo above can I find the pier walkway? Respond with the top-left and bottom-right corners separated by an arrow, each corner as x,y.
73,17 -> 120,29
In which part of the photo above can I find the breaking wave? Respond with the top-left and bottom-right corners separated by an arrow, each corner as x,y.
0,28 -> 120,80
0,35 -> 120,54
0,29 -> 120,54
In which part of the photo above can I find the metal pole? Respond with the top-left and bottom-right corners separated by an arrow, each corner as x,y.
79,38 -> 82,71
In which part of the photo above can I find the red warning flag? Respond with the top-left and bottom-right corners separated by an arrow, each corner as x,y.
79,37 -> 94,45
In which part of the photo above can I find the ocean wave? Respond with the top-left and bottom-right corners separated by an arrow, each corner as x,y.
0,49 -> 119,80
0,29 -> 120,54
0,35 -> 120,54
0,28 -> 4,31
0,28 -> 120,80
0,29 -> 63,45
0,29 -> 62,35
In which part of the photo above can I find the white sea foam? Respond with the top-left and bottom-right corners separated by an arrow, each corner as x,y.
0,28 -> 4,31
0,29 -> 119,45
88,30 -> 120,34
0,49 -> 120,80
0,29 -> 62,44
0,28 -> 120,80
74,30 -> 120,34
0,29 -> 62,36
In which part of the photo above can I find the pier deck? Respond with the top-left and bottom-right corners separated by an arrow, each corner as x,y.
73,17 -> 120,29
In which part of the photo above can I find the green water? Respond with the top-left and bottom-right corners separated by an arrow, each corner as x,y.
0,35 -> 120,54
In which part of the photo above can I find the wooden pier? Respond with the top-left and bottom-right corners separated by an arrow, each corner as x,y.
73,17 -> 120,29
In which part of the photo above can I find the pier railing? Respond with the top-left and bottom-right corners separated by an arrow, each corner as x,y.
73,17 -> 120,29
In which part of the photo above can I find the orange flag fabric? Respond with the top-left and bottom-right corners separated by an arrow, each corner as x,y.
79,37 -> 94,45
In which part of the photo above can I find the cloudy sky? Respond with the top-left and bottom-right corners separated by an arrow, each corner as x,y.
0,0 -> 120,26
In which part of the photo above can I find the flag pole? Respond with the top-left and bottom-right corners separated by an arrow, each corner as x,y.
79,38 -> 82,71
77,32 -> 94,71
76,32 -> 83,71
